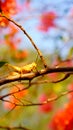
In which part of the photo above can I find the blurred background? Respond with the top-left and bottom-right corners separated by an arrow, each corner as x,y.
0,0 -> 73,130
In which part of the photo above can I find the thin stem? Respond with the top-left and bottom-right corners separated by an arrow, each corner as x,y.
2,90 -> 73,107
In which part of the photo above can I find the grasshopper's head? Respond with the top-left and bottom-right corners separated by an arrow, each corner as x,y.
31,62 -> 37,70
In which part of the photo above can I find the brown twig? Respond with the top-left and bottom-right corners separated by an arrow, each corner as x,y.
51,73 -> 71,83
0,126 -> 29,130
1,14 -> 47,68
0,84 -> 31,99
1,90 -> 73,107
0,67 -> 73,86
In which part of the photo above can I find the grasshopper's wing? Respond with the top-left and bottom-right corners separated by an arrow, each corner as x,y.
5,64 -> 21,73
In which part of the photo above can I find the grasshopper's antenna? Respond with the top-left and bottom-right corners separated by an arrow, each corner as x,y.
35,54 -> 39,64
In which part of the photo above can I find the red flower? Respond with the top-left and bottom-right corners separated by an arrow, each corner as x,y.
39,93 -> 53,113
49,100 -> 73,130
67,83 -> 73,100
1,0 -> 18,15
0,0 -> 18,27
38,11 -> 57,32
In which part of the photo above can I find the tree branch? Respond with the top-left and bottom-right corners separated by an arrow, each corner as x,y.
0,67 -> 73,86
51,73 -> 71,83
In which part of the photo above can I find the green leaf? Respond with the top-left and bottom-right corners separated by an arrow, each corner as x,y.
0,61 -> 7,67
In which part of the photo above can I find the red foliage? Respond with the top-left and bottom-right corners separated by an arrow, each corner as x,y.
0,0 -> 18,27
39,93 -> 53,113
58,59 -> 73,67
48,73 -> 58,81
38,11 -> 57,32
49,100 -> 73,130
4,84 -> 28,110
1,0 -> 18,15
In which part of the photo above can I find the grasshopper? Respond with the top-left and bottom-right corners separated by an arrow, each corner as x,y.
5,62 -> 37,74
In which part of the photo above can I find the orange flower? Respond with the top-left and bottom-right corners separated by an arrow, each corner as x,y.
14,50 -> 28,60
0,14 -> 9,27
4,84 -> 28,110
4,24 -> 20,50
9,24 -> 18,36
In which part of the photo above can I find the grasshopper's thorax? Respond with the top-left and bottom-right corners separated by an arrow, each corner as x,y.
21,62 -> 37,73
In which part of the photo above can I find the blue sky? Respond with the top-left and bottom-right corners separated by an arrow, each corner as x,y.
15,0 -> 73,57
